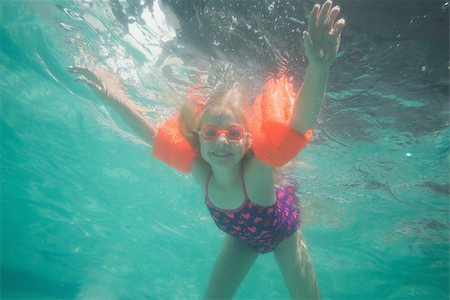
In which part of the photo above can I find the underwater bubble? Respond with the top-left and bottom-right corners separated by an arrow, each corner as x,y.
63,7 -> 83,21
59,22 -> 76,31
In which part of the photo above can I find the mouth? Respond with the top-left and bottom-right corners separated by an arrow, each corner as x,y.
211,151 -> 233,158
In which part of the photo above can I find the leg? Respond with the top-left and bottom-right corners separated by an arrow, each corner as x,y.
274,231 -> 320,300
205,235 -> 259,299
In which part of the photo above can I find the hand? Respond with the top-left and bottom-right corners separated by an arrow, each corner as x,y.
68,66 -> 127,102
304,1 -> 345,68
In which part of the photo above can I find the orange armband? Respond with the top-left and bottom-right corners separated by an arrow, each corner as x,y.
152,114 -> 197,173
250,76 -> 313,167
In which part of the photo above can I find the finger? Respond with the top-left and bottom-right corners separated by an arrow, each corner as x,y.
303,31 -> 314,56
317,1 -> 332,30
76,75 -> 102,92
308,4 -> 320,35
67,65 -> 85,74
68,66 -> 96,82
333,18 -> 346,37
326,6 -> 340,33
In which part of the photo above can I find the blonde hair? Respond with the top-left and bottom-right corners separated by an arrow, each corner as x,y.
180,79 -> 251,149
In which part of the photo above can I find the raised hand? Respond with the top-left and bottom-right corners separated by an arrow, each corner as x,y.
304,0 -> 345,68
68,66 -> 128,102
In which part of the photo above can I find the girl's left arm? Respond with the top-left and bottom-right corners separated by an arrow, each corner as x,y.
290,0 -> 345,134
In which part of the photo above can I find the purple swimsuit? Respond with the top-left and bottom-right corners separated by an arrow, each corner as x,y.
205,172 -> 301,253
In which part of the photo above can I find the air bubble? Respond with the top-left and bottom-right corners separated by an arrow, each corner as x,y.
63,7 -> 83,20
60,22 -> 76,31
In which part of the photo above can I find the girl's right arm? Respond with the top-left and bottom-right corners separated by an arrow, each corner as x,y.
71,67 -> 214,184
69,66 -> 157,145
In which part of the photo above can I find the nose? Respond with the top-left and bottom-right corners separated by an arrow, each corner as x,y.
217,132 -> 229,144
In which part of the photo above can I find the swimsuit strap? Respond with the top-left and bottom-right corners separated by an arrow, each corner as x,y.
240,165 -> 249,200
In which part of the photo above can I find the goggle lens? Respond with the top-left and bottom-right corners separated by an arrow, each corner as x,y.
200,125 -> 244,141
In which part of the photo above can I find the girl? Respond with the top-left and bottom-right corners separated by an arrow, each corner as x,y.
70,1 -> 345,299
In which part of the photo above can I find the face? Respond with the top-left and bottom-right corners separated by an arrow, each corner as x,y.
199,109 -> 249,168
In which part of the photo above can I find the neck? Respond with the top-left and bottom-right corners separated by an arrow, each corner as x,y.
211,163 -> 242,189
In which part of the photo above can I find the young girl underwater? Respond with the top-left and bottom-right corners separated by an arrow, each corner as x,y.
70,1 -> 345,299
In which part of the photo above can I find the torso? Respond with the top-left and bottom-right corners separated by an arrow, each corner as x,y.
203,166 -> 302,254
191,155 -> 275,208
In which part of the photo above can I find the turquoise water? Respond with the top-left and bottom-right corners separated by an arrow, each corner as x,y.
1,0 -> 449,299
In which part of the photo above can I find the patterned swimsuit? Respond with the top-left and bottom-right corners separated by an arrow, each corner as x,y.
205,172 -> 301,253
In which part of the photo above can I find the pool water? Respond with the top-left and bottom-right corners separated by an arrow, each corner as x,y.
1,0 -> 449,299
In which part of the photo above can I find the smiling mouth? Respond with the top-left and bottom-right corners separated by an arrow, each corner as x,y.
212,151 -> 232,157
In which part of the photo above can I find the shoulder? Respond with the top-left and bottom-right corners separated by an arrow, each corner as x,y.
243,155 -> 275,205
244,155 -> 273,179
190,158 -> 211,188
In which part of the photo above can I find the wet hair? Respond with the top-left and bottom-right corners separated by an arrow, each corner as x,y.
198,81 -> 251,129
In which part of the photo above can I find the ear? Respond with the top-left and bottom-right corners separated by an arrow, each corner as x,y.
244,133 -> 253,151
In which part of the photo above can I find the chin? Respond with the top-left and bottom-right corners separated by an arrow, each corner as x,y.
208,153 -> 242,167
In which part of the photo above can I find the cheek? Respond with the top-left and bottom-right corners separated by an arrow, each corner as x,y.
199,140 -> 217,161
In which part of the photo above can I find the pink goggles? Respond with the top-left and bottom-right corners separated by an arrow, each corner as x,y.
199,124 -> 245,141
